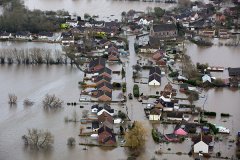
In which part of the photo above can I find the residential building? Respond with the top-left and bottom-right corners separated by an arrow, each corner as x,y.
66,20 -> 79,27
15,31 -> 32,40
89,57 -> 106,72
149,108 -> 161,121
150,24 -> 177,38
95,76 -> 111,85
194,141 -> 209,153
0,31 -> 11,39
98,126 -> 116,145
98,67 -> 112,78
166,112 -> 183,121
97,104 -> 114,116
98,111 -> 114,129
148,73 -> 161,86
92,121 -> 99,132
38,31 -> 54,40
97,82 -> 112,93
228,68 -> 240,77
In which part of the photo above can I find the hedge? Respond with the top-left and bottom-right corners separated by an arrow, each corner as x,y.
152,129 -> 160,143
133,84 -> 140,97
204,111 -> 216,117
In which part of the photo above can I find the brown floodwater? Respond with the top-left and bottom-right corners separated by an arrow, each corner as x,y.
185,40 -> 240,68
23,0 -> 176,21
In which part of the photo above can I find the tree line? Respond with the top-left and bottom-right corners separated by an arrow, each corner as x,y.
0,48 -> 67,65
0,0 -> 68,33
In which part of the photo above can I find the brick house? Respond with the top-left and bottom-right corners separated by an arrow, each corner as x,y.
97,82 -> 113,93
98,67 -> 112,78
95,76 -> 111,85
98,126 -> 116,145
97,91 -> 112,101
150,24 -> 177,38
89,57 -> 106,72
108,51 -> 120,61
98,111 -> 114,129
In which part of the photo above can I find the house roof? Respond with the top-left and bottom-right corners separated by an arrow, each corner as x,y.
98,111 -> 113,124
175,120 -> 198,133
103,133 -> 116,144
97,104 -> 114,113
89,57 -> 106,69
61,32 -> 73,38
150,108 -> 161,115
105,21 -> 121,28
152,24 -> 176,32
91,104 -> 99,109
174,128 -> 188,136
149,66 -> 161,76
92,121 -> 99,129
99,67 -> 112,75
192,135 -> 213,145
152,50 -> 164,60
164,82 -> 173,92
97,90 -> 112,99
97,82 -> 113,90
38,31 -> 53,37
149,73 -> 161,83
98,125 -> 112,135
166,112 -> 183,118
228,67 -> 240,76
95,76 -> 111,83
0,31 -> 11,36
16,31 -> 31,36
202,74 -> 212,83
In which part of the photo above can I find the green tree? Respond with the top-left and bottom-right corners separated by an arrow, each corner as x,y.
154,7 -> 165,18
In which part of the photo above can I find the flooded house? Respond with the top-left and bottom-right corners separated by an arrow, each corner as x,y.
97,82 -> 113,93
0,31 -> 12,40
98,111 -> 114,129
89,57 -> 106,72
98,126 -> 116,145
150,23 -> 177,39
15,31 -> 32,40
148,66 -> 162,86
98,67 -> 112,78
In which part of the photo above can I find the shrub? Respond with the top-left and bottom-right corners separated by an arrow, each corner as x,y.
152,129 -> 160,143
112,82 -> 121,88
122,82 -> 126,92
169,71 -> 179,77
133,84 -> 140,97
221,113 -> 230,117
204,111 -> 216,117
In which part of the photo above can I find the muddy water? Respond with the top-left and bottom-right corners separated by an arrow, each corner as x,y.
23,0 -> 176,21
185,40 -> 240,68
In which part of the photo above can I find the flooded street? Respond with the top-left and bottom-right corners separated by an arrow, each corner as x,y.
23,0 -> 176,20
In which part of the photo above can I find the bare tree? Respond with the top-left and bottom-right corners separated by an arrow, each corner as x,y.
82,110 -> 89,118
42,94 -> 63,109
8,94 -> 17,104
67,137 -> 76,146
72,110 -> 78,122
23,99 -> 34,106
44,50 -> 52,65
22,128 -> 54,149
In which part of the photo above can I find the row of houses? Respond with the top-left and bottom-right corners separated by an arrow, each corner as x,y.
0,31 -> 55,41
88,58 -> 113,101
90,104 -> 117,145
